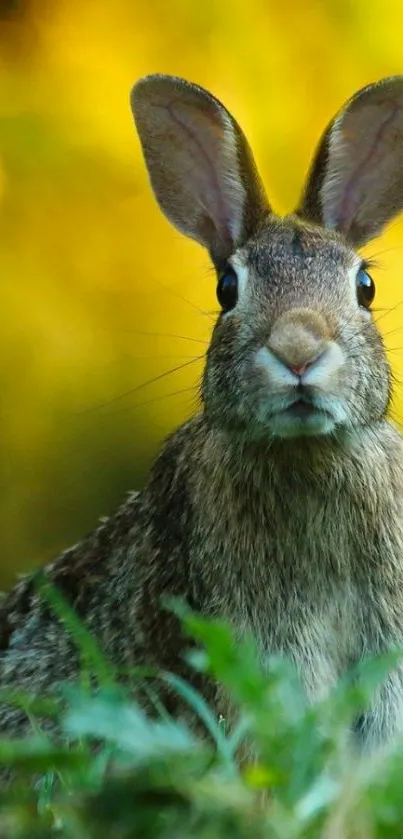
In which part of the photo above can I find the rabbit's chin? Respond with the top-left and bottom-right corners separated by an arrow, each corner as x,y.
265,402 -> 340,439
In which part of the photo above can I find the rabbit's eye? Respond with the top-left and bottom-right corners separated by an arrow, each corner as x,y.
356,268 -> 375,309
217,267 -> 238,312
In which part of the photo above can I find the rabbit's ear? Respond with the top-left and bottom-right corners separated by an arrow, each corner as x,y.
297,77 -> 403,246
131,75 -> 269,262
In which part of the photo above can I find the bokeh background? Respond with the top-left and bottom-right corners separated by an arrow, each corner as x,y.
1,0 -> 403,587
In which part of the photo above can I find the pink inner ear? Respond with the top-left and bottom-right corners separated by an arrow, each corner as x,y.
140,91 -> 248,253
168,101 -> 239,243
323,100 -> 403,237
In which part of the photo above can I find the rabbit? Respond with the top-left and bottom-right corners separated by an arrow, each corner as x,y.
2,73 -> 403,758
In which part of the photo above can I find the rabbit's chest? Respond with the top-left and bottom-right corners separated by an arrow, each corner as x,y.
229,529 -> 361,698
232,528 -> 358,665
195,485 -> 364,678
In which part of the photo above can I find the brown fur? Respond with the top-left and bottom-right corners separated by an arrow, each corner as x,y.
2,75 -> 403,757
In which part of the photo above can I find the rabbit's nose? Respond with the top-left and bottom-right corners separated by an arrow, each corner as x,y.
289,362 -> 309,377
268,309 -> 331,375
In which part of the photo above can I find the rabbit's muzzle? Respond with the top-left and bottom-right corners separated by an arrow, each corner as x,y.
254,308 -> 347,438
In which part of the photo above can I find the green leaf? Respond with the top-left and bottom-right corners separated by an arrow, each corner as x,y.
34,573 -> 116,688
0,737 -> 89,772
161,671 -> 238,775
64,693 -> 198,763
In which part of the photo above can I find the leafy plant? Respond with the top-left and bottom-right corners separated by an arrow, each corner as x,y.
1,586 -> 403,837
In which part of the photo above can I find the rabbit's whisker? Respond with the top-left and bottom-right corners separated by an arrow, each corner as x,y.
373,298 -> 403,327
151,274 -> 215,322
366,241 -> 403,261
80,355 -> 205,415
111,330 -> 210,345
94,385 -> 201,420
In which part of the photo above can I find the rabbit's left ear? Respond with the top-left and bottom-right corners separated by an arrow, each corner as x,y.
297,77 -> 403,246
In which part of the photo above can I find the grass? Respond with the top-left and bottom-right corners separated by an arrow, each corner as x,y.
1,586 -> 403,836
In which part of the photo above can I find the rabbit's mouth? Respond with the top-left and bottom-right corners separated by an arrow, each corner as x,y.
266,395 -> 340,438
284,399 -> 318,419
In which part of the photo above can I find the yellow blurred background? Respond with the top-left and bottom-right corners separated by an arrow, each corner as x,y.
1,0 -> 403,587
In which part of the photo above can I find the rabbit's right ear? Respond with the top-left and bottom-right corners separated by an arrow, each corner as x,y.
297,76 -> 403,246
131,75 -> 269,263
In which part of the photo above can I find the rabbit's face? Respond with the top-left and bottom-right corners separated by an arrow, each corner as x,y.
132,74 -> 403,440
202,217 -> 390,439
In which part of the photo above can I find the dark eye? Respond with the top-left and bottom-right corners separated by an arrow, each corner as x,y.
356,267 -> 375,309
216,267 -> 238,312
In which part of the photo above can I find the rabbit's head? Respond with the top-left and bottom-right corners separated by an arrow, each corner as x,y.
131,76 -> 403,440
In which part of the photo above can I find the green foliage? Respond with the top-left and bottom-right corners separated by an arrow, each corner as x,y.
2,595 -> 403,837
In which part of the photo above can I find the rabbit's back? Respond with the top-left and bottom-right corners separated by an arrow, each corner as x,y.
0,420 -> 211,735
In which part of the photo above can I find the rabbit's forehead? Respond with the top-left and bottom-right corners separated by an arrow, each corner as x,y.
241,218 -> 356,283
